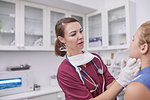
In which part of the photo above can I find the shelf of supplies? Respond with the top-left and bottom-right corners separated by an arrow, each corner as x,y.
109,17 -> 125,23
0,31 -> 15,35
25,33 -> 43,36
25,17 -> 42,23
109,33 -> 126,35
89,37 -> 102,47
0,13 -> 15,18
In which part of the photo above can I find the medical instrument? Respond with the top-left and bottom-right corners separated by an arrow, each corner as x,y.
91,60 -> 103,75
0,70 -> 33,96
65,53 -> 105,93
78,67 -> 99,93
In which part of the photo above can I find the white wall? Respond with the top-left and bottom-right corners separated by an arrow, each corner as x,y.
134,0 -> 150,28
0,51 -> 64,86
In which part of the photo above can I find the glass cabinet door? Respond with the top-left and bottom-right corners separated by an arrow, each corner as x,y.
24,6 -> 43,47
0,1 -> 15,46
50,11 -> 65,46
71,15 -> 83,28
88,13 -> 102,48
108,6 -> 126,46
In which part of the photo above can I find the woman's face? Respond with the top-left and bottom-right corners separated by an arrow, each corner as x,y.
129,28 -> 141,58
60,22 -> 84,54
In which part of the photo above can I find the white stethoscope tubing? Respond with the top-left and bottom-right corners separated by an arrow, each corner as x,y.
66,54 -> 105,93
93,56 -> 105,92
94,56 -> 105,92
66,55 -> 85,84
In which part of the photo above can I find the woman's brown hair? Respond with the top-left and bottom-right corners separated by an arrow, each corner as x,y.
54,17 -> 79,57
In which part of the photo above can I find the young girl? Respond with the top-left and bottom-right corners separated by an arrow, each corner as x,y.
125,21 -> 150,100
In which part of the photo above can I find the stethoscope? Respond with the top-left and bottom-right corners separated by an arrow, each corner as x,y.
65,54 -> 105,93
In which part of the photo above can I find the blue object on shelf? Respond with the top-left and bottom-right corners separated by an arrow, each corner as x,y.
0,78 -> 22,90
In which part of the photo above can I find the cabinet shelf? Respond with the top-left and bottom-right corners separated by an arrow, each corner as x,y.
109,32 -> 126,35
25,33 -> 43,36
0,31 -> 15,35
109,17 -> 125,23
0,13 -> 15,18
25,17 -> 42,24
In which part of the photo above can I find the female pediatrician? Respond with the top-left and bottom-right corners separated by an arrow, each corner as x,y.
55,17 -> 141,100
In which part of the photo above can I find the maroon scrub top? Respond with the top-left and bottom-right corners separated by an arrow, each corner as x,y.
57,53 -> 115,100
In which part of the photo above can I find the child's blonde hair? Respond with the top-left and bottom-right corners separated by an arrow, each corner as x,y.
138,21 -> 150,45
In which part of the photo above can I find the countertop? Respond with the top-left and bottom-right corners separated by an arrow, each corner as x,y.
0,85 -> 62,100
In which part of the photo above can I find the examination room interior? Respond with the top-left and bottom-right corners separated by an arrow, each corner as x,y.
0,0 -> 150,100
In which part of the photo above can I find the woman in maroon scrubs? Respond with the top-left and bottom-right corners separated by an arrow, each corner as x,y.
55,17 -> 141,100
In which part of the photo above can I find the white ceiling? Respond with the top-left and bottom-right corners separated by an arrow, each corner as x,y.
24,0 -> 96,14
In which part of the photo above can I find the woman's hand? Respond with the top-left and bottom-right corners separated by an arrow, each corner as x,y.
116,58 -> 141,87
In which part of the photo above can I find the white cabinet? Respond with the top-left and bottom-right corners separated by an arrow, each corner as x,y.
0,0 -> 85,51
69,12 -> 85,28
0,0 -> 19,50
107,6 -> 126,46
105,0 -> 131,50
0,0 -> 48,51
20,1 -> 48,50
86,11 -> 103,51
0,0 -> 134,51
86,0 -> 135,51
48,8 -> 67,50
28,92 -> 65,100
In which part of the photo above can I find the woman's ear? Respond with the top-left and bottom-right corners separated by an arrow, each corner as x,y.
58,36 -> 65,44
140,43 -> 149,54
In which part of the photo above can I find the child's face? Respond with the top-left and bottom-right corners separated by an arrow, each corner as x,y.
129,28 -> 141,58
